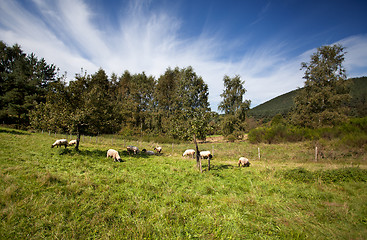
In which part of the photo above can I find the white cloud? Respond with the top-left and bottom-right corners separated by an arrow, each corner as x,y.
338,34 -> 367,77
0,0 -> 366,111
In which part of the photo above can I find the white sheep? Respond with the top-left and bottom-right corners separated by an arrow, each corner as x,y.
68,139 -> 77,146
127,145 -> 139,155
238,157 -> 250,167
182,149 -> 195,158
200,151 -> 213,160
154,146 -> 162,154
107,149 -> 123,162
51,139 -> 68,148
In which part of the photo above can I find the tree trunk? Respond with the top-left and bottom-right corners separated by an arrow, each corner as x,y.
193,134 -> 202,173
75,125 -> 81,151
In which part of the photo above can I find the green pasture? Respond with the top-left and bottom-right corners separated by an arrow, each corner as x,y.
1,127 -> 366,239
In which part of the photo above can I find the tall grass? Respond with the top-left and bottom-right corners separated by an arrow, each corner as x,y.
1,127 -> 367,239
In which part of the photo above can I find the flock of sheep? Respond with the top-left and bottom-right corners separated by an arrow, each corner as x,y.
51,139 -> 251,167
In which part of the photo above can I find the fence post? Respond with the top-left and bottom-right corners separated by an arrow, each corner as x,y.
315,146 -> 318,162
258,147 -> 261,160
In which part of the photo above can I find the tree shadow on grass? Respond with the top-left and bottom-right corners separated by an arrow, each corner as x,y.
0,128 -> 30,135
202,164 -> 235,171
57,148 -> 154,160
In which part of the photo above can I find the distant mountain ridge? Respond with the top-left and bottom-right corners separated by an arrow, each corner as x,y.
248,76 -> 367,120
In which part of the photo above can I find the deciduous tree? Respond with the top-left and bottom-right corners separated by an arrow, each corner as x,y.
218,75 -> 250,139
291,44 -> 351,128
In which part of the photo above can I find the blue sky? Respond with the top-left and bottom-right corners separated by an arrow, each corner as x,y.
1,0 -> 367,111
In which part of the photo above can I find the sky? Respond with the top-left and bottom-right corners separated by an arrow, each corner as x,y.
1,0 -> 367,111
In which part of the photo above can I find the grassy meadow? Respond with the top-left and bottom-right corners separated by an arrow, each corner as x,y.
1,127 -> 367,239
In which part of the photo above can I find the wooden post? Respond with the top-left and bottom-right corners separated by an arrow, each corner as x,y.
258,147 -> 261,160
315,146 -> 318,162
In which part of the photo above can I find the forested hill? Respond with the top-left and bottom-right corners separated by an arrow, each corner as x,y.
248,76 -> 367,120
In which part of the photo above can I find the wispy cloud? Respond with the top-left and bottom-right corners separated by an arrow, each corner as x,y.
0,0 -> 366,111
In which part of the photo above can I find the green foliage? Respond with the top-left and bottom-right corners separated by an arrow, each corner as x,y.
291,44 -> 351,128
249,77 -> 367,121
0,41 -> 57,127
349,76 -> 367,117
218,75 -> 250,139
249,117 -> 367,147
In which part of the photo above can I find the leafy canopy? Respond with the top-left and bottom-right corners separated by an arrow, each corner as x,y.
291,44 -> 351,128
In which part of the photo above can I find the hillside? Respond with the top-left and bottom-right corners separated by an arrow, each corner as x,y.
248,77 -> 367,120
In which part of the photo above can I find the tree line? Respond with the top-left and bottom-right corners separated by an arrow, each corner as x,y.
1,40 -> 358,145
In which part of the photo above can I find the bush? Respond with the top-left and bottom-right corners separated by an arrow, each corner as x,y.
248,117 -> 367,146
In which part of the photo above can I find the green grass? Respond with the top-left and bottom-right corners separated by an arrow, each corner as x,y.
1,127 -> 367,239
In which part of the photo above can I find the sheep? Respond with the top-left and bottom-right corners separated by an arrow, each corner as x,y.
68,139 -> 77,146
238,157 -> 250,167
127,145 -> 139,155
107,149 -> 123,162
154,146 -> 162,154
51,139 -> 68,148
200,151 -> 213,160
142,149 -> 155,155
182,149 -> 195,158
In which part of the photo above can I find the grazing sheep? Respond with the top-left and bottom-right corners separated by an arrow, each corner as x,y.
142,149 -> 155,155
107,149 -> 122,162
200,151 -> 213,160
127,145 -> 139,155
154,146 -> 162,154
68,139 -> 77,146
51,139 -> 68,148
182,149 -> 195,158
238,157 -> 250,167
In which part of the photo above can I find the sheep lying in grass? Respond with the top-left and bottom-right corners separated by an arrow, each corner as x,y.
68,139 -> 77,146
142,149 -> 155,155
182,149 -> 195,158
154,146 -> 162,154
127,146 -> 139,155
51,139 -> 68,148
200,151 -> 213,160
107,149 -> 123,162
238,157 -> 250,167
